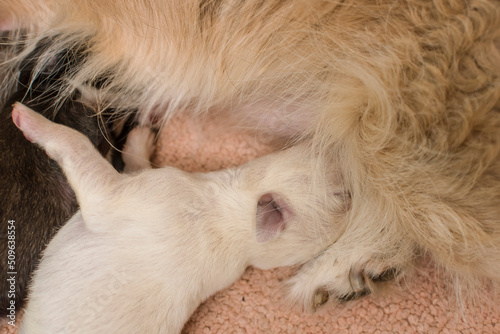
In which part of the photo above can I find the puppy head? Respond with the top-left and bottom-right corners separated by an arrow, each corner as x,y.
243,145 -> 349,269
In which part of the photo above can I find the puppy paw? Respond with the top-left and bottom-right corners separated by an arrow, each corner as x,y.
11,102 -> 89,162
12,102 -> 47,144
122,126 -> 156,172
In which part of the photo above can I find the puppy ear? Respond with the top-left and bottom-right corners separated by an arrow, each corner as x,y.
256,193 -> 289,243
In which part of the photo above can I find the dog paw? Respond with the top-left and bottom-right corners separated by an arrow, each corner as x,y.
287,251 -> 399,312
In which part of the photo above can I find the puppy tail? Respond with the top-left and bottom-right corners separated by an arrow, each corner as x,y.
11,102 -> 122,231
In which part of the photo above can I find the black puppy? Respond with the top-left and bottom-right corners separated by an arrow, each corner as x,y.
0,40 -> 132,315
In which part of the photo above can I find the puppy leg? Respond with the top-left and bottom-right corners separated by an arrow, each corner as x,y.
11,102 -> 121,230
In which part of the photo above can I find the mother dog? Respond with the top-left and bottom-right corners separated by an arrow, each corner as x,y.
2,0 -> 500,310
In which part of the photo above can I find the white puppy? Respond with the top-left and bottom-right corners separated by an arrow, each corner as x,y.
12,103 -> 347,334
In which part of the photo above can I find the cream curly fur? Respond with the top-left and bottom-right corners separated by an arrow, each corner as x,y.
2,0 -> 500,311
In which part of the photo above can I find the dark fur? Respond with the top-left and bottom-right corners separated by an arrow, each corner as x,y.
0,42 -> 123,314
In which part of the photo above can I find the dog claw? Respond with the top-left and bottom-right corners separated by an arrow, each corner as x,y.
312,288 -> 329,311
312,267 -> 385,309
370,267 -> 398,283
337,288 -> 371,303
348,267 -> 366,293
